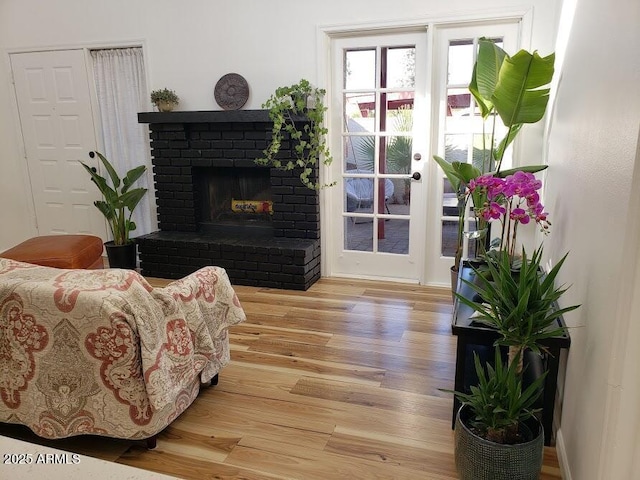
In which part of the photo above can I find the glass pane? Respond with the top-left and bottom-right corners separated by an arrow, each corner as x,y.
448,40 -> 474,85
386,47 -> 415,88
442,178 -> 458,216
447,87 -> 471,118
381,136 -> 412,174
386,178 -> 410,215
344,92 -> 376,130
344,176 -> 374,213
345,49 -> 376,90
444,134 -> 468,163
464,212 -> 481,260
485,37 -> 504,50
466,235 -> 478,259
441,220 -> 458,257
472,133 -> 493,173
345,217 -> 373,251
344,136 -> 375,172
375,177 -> 398,215
378,219 -> 409,254
384,98 -> 414,133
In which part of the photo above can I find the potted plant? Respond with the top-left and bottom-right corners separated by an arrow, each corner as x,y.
446,348 -> 547,479
255,78 -> 334,190
80,151 -> 148,269
445,244 -> 579,478
433,38 -> 555,295
150,88 -> 179,112
456,245 -> 579,372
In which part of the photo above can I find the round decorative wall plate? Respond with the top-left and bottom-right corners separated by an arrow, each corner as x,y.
214,73 -> 249,110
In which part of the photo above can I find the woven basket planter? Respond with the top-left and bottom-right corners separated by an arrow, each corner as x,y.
454,405 -> 544,480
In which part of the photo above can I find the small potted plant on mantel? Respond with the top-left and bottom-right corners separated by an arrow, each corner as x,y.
80,151 -> 148,269
150,88 -> 179,112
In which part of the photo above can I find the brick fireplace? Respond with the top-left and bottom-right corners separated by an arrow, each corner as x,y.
137,110 -> 321,290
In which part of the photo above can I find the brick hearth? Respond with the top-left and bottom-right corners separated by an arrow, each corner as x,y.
137,110 -> 321,290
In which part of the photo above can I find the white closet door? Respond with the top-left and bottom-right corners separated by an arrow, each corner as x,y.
10,49 -> 106,238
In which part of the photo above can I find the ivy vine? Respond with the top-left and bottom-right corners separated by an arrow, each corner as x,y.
255,79 -> 334,190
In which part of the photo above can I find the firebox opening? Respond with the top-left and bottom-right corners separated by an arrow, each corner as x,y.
195,166 -> 273,235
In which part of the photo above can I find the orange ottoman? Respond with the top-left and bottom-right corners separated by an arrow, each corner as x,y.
0,235 -> 104,269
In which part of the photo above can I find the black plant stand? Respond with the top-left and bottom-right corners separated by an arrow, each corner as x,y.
450,261 -> 571,446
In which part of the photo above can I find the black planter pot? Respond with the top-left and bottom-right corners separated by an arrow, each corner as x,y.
450,266 -> 459,303
454,405 -> 544,480
104,241 -> 137,269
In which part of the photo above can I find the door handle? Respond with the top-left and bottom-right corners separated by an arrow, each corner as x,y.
412,171 -> 422,181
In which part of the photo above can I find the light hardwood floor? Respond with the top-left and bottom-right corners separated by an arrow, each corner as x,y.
121,277 -> 563,479
3,276 -> 563,479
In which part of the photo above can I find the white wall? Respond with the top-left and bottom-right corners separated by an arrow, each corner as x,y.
545,0 -> 640,478
0,0 -> 561,251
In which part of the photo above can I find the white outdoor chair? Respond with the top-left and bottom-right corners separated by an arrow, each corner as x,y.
345,170 -> 394,214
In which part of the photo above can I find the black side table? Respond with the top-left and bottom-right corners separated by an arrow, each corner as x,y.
451,262 -> 571,446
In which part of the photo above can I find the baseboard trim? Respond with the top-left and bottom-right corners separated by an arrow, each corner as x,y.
555,428 -> 572,480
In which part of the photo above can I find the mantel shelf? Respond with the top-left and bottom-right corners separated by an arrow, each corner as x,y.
138,110 -> 308,124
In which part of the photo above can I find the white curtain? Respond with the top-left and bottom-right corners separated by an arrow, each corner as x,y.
90,48 -> 156,238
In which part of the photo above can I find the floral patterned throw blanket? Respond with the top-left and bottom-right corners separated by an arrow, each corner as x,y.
0,258 -> 246,440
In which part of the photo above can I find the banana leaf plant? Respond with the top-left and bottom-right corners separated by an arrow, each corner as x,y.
469,38 -> 555,174
434,38 -> 555,270
80,151 -> 148,246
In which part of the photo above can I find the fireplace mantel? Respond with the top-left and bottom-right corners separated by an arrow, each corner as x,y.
138,109 -> 308,125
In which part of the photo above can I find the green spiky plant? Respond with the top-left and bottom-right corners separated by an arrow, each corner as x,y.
456,245 -> 579,373
444,348 -> 546,444
442,247 -> 576,446
80,151 -> 148,246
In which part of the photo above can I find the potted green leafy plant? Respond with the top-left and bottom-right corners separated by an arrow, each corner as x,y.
446,348 -> 547,479
150,88 -> 179,112
80,151 -> 148,269
433,38 -> 555,294
255,79 -> 333,190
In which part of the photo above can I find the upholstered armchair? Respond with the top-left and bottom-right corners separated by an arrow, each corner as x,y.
0,258 -> 245,445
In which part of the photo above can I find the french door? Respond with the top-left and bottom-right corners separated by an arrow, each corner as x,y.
325,22 -> 521,285
426,23 -> 520,285
326,32 -> 429,283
